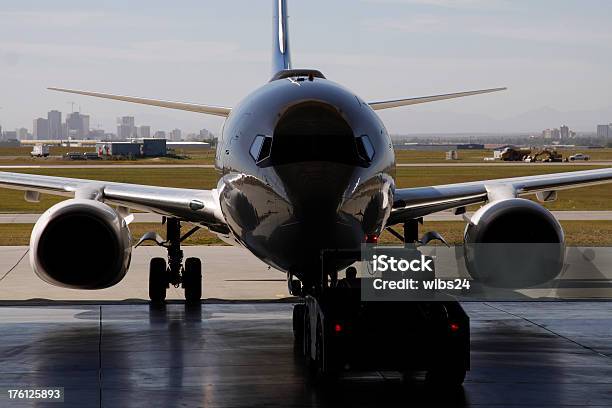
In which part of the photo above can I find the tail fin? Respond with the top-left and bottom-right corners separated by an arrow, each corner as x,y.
272,0 -> 292,76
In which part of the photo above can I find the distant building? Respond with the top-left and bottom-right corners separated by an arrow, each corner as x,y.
88,129 -> 105,140
47,110 -> 62,139
4,131 -> 17,140
66,112 -> 90,139
33,118 -> 49,139
141,138 -> 167,157
185,132 -> 200,141
167,141 -> 210,149
153,130 -> 166,139
16,128 -> 29,140
170,128 -> 182,141
199,128 -> 213,140
96,141 -> 141,158
137,125 -> 151,138
542,129 -> 552,139
551,128 -> 560,140
560,125 -> 569,140
397,143 -> 484,151
117,116 -> 136,140
96,139 -> 166,158
597,124 -> 610,144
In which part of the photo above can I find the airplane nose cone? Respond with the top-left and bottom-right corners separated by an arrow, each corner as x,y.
275,161 -> 356,225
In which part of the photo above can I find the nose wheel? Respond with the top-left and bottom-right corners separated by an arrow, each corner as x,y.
143,217 -> 203,304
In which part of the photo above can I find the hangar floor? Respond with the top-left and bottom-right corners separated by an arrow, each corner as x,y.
0,301 -> 610,408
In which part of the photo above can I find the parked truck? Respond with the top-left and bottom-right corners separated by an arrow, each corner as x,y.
30,144 -> 50,157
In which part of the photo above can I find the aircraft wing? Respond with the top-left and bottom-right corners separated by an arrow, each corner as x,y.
0,171 -> 229,233
48,87 -> 231,117
368,87 -> 506,110
389,168 -> 612,224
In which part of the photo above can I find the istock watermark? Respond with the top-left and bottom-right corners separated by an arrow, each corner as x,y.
358,244 -> 612,302
372,254 -> 433,273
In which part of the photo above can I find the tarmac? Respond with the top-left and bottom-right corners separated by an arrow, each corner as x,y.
0,246 -> 287,301
0,302 -> 610,407
0,246 -> 611,407
2,245 -> 612,302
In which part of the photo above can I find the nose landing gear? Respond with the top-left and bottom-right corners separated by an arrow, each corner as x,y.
139,217 -> 203,304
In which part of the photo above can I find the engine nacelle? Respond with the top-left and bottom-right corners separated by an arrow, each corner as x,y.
30,199 -> 132,289
463,198 -> 565,288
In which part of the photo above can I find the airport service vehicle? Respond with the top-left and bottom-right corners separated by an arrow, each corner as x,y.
83,152 -> 101,160
291,248 -> 469,382
499,146 -> 531,161
524,148 -> 563,163
64,152 -> 85,160
295,286 -> 469,382
30,144 -> 49,157
1,0 -> 612,385
569,153 -> 590,161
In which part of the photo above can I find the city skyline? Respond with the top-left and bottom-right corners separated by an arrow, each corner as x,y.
5,104 -> 610,145
1,0 -> 611,134
2,107 -> 215,142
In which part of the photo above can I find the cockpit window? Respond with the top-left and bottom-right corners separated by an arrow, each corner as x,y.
356,135 -> 375,162
270,102 -> 372,167
249,135 -> 264,161
249,135 -> 273,164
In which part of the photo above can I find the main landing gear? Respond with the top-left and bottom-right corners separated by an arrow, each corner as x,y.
144,218 -> 203,304
290,222 -> 469,386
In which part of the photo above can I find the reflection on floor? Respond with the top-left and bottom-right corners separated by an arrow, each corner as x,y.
0,302 -> 610,407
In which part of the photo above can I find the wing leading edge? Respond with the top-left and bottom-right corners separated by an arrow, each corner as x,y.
0,171 -> 229,233
368,87 -> 507,111
390,168 -> 612,224
48,87 -> 231,117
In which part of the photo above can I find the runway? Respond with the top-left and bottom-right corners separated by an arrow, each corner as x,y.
0,302 -> 610,407
1,210 -> 611,224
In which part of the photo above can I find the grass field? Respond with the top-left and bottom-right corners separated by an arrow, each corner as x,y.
0,146 -> 609,247
395,148 -> 612,163
0,168 -> 220,212
0,165 -> 610,212
0,220 -> 610,246
394,165 -> 612,210
1,146 -> 611,165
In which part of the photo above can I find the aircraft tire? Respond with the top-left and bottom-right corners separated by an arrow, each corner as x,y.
293,303 -> 305,345
149,257 -> 167,303
183,257 -> 202,304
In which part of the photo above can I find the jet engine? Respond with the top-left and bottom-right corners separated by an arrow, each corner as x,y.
30,199 -> 132,289
463,198 -> 565,288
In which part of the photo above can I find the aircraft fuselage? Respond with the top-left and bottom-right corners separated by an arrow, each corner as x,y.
216,75 -> 395,281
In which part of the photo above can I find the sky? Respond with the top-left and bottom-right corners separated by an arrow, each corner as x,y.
1,0 -> 611,135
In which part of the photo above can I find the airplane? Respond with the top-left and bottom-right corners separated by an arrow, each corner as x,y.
1,0 -> 611,384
